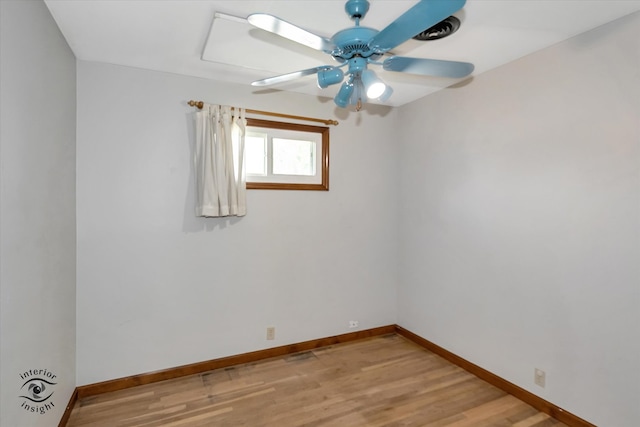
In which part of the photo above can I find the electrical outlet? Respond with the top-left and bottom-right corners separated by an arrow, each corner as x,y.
266,326 -> 275,340
349,320 -> 359,329
534,368 -> 546,388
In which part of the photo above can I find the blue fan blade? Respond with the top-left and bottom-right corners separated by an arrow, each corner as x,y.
368,0 -> 466,53
252,66 -> 333,87
383,56 -> 474,78
248,14 -> 336,52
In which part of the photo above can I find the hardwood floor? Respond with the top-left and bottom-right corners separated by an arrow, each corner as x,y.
66,334 -> 567,426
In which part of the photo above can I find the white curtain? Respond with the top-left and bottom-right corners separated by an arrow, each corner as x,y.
194,104 -> 246,217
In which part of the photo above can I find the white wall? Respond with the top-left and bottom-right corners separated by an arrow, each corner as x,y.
0,1 -> 77,426
75,61 -> 399,385
397,12 -> 639,427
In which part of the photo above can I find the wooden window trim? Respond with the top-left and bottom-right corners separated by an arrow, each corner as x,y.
245,118 -> 329,191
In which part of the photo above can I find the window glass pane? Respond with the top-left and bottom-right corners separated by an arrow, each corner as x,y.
245,134 -> 267,175
272,138 -> 316,176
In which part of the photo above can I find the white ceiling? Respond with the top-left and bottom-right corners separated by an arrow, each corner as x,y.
44,0 -> 640,107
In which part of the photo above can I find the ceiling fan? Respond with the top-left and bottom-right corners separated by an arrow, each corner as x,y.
248,0 -> 473,110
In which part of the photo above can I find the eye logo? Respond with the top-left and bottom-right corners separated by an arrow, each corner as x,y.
20,378 -> 55,403
18,368 -> 58,415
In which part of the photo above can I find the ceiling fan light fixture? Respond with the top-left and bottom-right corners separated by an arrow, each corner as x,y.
334,80 -> 355,108
377,85 -> 394,102
317,68 -> 345,88
361,69 -> 387,99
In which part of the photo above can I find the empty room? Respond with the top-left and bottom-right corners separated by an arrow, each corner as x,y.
1,1 -> 638,426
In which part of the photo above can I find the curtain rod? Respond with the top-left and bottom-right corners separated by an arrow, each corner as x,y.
187,100 -> 339,126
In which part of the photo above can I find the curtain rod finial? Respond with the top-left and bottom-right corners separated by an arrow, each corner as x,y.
188,100 -> 204,109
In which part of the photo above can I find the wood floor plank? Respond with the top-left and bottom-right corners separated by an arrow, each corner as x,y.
66,335 -> 568,427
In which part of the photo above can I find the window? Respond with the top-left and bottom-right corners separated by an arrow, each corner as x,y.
245,118 -> 329,191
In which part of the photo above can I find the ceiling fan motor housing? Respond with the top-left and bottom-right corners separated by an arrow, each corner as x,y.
331,26 -> 380,60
